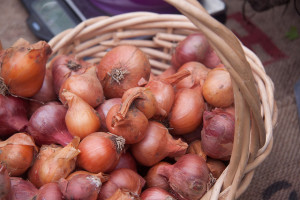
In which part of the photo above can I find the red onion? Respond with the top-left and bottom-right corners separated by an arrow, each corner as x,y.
140,187 -> 176,200
201,46 -> 222,69
95,98 -> 122,132
0,164 -> 11,200
157,154 -> 210,200
201,108 -> 235,160
145,162 -> 171,190
27,103 -> 73,146
114,151 -> 137,171
50,54 -> 88,95
171,33 -> 210,69
98,168 -> 146,200
10,177 -> 38,200
34,182 -> 64,200
0,94 -> 28,138
59,174 -> 102,200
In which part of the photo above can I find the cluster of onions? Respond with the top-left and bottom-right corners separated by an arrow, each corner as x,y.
0,34 -> 235,200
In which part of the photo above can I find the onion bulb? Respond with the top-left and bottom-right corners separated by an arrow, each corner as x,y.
131,121 -> 188,166
107,188 -> 139,200
171,33 -> 209,69
0,133 -> 37,176
106,104 -> 148,144
28,137 -> 80,188
50,54 -> 89,95
187,140 -> 207,161
201,108 -> 235,160
97,45 -> 151,98
157,154 -> 210,200
59,174 -> 102,200
206,158 -> 226,179
114,151 -> 137,171
145,162 -> 171,190
27,103 -> 73,146
59,66 -> 104,108
10,177 -> 38,200
169,86 -> 205,135
77,132 -> 125,173
67,170 -> 109,183
98,168 -> 145,200
34,182 -> 64,200
62,90 -> 101,139
0,94 -> 28,138
0,41 -> 52,97
202,68 -> 234,108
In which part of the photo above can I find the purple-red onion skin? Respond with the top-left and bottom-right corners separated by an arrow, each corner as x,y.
34,182 -> 64,200
158,154 -> 210,200
171,33 -> 210,70
27,104 -> 73,146
145,162 -> 171,191
201,108 -> 235,160
98,168 -> 146,200
0,164 -> 11,200
114,151 -> 137,171
140,187 -> 176,200
10,177 -> 38,200
0,95 -> 28,138
59,174 -> 102,200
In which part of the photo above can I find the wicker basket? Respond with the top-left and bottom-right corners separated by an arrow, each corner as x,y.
48,0 -> 277,199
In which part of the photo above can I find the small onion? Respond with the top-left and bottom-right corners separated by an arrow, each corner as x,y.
201,108 -> 235,160
10,177 -> 38,200
0,164 -> 11,200
131,121 -> 188,166
114,151 -> 137,171
0,94 -> 28,138
98,168 -> 146,200
28,137 -> 80,188
97,45 -> 151,98
77,132 -> 125,173
202,68 -> 234,108
157,154 -> 210,200
145,162 -> 171,190
34,182 -> 64,200
0,133 -> 37,176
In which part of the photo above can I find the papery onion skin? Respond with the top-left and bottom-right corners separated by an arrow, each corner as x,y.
27,103 -> 73,146
77,132 -> 125,173
50,54 -> 88,95
202,68 -> 234,108
106,188 -> 139,200
0,94 -> 28,138
131,121 -> 188,166
158,154 -> 210,200
201,46 -> 222,69
0,133 -> 37,176
63,91 -> 101,140
206,158 -> 226,179
201,108 -> 235,160
106,104 -> 148,144
187,140 -> 207,161
67,170 -> 109,183
59,66 -> 104,108
169,86 -> 205,135
145,162 -> 171,190
0,41 -> 52,97
97,45 -> 151,98
10,177 -> 38,200
0,164 -> 11,200
98,168 -> 146,200
95,98 -> 122,132
140,187 -> 176,200
34,182 -> 64,200
59,174 -> 102,200
28,137 -> 80,188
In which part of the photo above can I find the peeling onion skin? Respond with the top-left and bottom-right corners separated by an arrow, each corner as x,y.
201,108 -> 235,160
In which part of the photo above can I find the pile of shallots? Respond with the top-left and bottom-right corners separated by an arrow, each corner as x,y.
0,33 -> 235,200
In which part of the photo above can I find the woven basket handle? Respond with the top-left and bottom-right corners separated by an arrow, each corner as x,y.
164,0 -> 267,199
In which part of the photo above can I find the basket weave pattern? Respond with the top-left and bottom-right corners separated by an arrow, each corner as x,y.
48,0 -> 277,199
